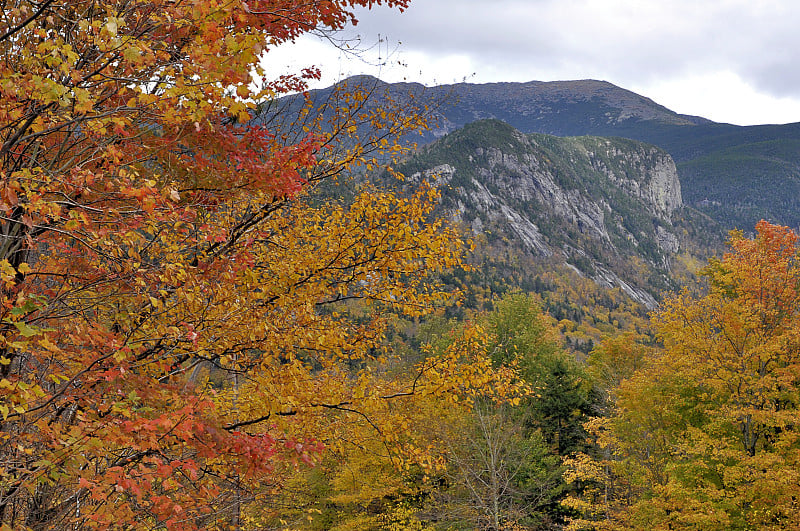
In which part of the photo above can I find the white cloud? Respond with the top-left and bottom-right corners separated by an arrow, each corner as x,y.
632,71 -> 800,125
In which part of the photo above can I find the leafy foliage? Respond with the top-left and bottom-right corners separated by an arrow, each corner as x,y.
566,221 -> 800,530
407,294 -> 599,530
0,2 -> 530,529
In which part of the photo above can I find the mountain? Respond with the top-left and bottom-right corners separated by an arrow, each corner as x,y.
403,78 -> 708,138
391,119 -> 719,310
294,76 -> 800,231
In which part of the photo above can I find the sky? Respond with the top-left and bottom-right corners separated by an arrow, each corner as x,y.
264,0 -> 800,126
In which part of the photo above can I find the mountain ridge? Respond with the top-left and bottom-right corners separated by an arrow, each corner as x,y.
295,75 -> 800,230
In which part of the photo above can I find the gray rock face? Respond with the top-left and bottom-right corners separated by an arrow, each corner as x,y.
477,145 -> 612,244
647,157 -> 683,218
409,163 -> 456,186
586,143 -> 682,220
656,225 -> 680,254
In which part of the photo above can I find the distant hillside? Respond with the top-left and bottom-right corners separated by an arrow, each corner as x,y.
390,120 -> 721,309
287,76 -> 800,231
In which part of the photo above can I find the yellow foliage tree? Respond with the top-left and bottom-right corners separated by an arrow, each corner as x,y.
248,321 -> 528,529
0,1 -> 525,529
565,221 -> 800,530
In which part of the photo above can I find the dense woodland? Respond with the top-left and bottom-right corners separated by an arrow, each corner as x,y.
2,2 -> 800,530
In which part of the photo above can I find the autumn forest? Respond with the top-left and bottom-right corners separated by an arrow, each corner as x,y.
1,2 -> 800,530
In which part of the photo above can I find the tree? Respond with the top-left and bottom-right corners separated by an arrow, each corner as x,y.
585,332 -> 655,411
421,294 -> 594,529
488,293 -> 595,457
433,400 -> 561,531
566,221 -> 800,530
0,2 -> 522,529
258,322 -> 529,530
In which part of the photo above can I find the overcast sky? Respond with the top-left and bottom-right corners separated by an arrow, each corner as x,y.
264,0 -> 800,126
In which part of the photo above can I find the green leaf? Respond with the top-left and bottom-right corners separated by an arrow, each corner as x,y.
4,319 -> 41,337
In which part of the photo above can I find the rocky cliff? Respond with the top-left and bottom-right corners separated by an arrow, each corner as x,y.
397,120 -> 689,308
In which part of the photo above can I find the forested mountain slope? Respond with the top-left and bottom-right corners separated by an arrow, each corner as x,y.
391,120 -> 721,310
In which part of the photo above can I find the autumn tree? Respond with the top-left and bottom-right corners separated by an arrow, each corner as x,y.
432,399 -> 561,531
419,294 -> 595,530
565,221 -> 800,530
0,2 -> 524,529
259,322 -> 528,530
